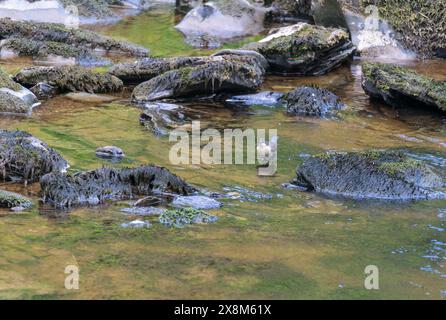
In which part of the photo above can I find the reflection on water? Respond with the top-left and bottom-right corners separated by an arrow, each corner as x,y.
0,4 -> 446,299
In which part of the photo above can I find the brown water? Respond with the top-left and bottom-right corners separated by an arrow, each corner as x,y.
0,5 -> 446,300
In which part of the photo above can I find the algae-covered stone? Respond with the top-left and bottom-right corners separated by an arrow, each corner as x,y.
131,55 -> 265,102
292,151 -> 446,200
0,189 -> 33,209
243,22 -> 355,75
109,56 -> 209,84
40,165 -> 196,208
0,91 -> 31,114
265,0 -> 312,22
0,17 -> 148,64
285,86 -> 344,116
159,207 -> 218,228
14,66 -> 123,94
0,67 -> 39,109
362,62 -> 446,112
0,130 -> 68,183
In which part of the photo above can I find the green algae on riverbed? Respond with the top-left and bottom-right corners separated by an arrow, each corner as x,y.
0,5 -> 446,300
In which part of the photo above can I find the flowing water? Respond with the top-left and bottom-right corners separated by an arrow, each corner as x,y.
1,5 -> 446,299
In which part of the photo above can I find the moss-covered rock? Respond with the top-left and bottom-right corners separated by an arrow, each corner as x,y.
362,62 -> 446,112
265,0 -> 312,22
341,0 -> 446,57
292,150 -> 446,200
0,91 -> 31,114
242,22 -> 355,75
0,67 -> 39,111
40,165 -> 197,208
285,85 -> 344,116
0,17 -> 148,65
0,130 -> 68,184
131,55 -> 265,102
0,189 -> 33,209
58,0 -> 116,18
159,207 -> 218,228
14,66 -> 123,94
109,56 -> 209,84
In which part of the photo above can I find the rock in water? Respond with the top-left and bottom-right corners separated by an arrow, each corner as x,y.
362,63 -> 446,112
172,195 -> 223,210
292,151 -> 446,200
30,82 -> 58,100
311,0 -> 348,29
0,18 -> 148,65
0,130 -> 68,183
14,66 -> 123,94
109,56 -> 209,84
285,86 -> 344,116
226,91 -> 285,108
0,67 -> 39,112
131,55 -> 265,102
0,189 -> 33,209
40,165 -> 196,208
175,0 -> 266,47
243,22 -> 355,75
95,146 -> 125,160
266,0 -> 312,22
140,103 -> 186,136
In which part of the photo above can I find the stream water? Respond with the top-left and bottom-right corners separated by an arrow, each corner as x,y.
0,4 -> 446,299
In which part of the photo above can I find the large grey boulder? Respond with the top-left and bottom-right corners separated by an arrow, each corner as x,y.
243,22 -> 355,75
292,151 -> 446,200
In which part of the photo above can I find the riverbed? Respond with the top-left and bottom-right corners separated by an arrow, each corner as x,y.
0,5 -> 445,299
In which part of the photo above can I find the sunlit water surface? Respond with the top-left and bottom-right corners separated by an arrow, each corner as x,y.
0,5 -> 446,299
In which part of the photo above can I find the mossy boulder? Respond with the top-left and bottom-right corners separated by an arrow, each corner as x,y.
14,66 -> 123,94
0,189 -> 33,209
242,22 -> 355,75
40,165 -> 197,208
0,130 -> 68,184
285,86 -> 344,116
265,0 -> 312,22
109,56 -> 209,84
292,151 -> 446,200
0,91 -> 31,114
362,62 -> 446,112
0,17 -> 148,65
131,55 -> 265,102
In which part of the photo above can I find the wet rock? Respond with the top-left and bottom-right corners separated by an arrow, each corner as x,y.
265,0 -> 312,22
175,0 -> 267,47
242,22 -> 355,75
121,219 -> 151,229
172,195 -> 223,210
40,165 -> 196,208
159,207 -> 218,228
0,189 -> 33,209
292,151 -> 446,200
121,207 -> 165,216
65,92 -> 118,103
0,130 -> 68,183
0,17 -> 148,65
140,102 -> 186,136
285,86 -> 344,116
95,146 -> 125,160
30,82 -> 58,100
221,185 -> 273,202
14,66 -> 123,94
0,67 -> 39,110
362,63 -> 446,112
131,55 -> 265,102
311,0 -> 348,29
211,49 -> 269,70
109,56 -> 208,84
226,91 -> 285,108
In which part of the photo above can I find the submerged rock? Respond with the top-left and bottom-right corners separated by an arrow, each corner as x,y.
132,55 -> 265,102
226,91 -> 285,108
0,17 -> 148,65
243,22 -> 355,75
40,165 -> 196,208
159,207 -> 218,228
176,0 -> 266,48
121,219 -> 151,229
362,63 -> 446,112
0,189 -> 33,209
172,195 -> 223,210
30,82 -> 58,100
121,207 -> 165,216
285,86 -> 344,116
109,56 -> 208,84
95,146 -> 125,160
139,102 -> 186,136
0,67 -> 39,111
0,130 -> 68,183
65,92 -> 118,103
292,151 -> 446,200
14,66 -> 123,94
